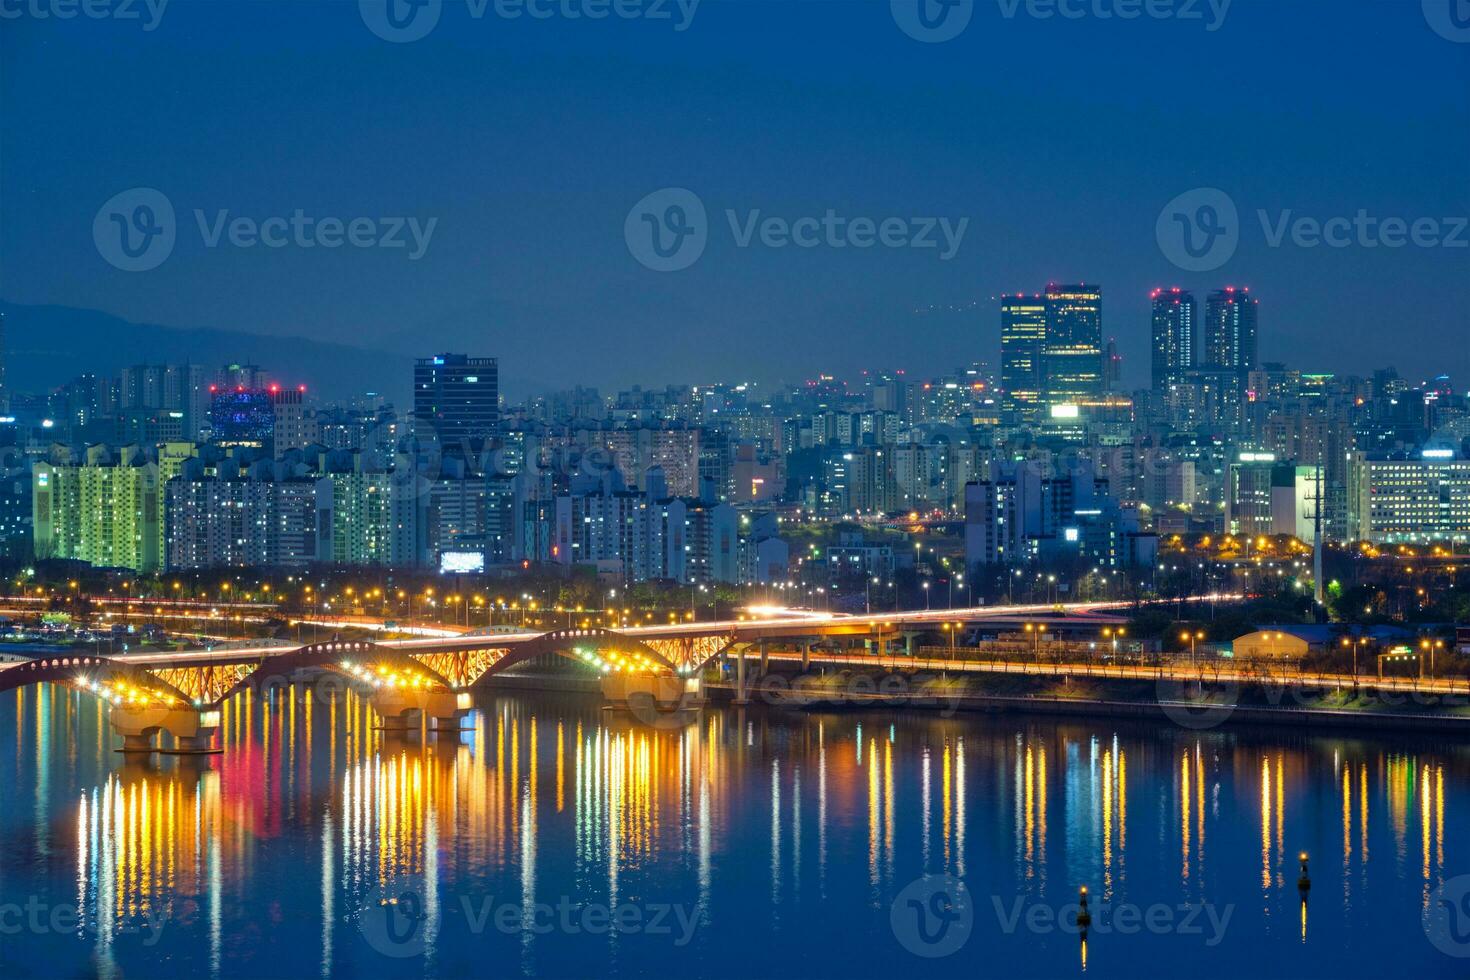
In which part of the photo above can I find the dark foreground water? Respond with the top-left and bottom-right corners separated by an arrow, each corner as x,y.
1,684 -> 1468,978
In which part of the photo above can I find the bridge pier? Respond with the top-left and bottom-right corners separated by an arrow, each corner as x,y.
602,673 -> 703,717
801,641 -> 811,671
734,646 -> 749,705
111,705 -> 220,755
759,640 -> 769,676
370,688 -> 459,735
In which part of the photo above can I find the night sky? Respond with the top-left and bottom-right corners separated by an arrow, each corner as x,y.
3,0 -> 1467,397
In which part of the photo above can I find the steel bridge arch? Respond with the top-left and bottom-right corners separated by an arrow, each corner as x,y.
214,639 -> 457,706
472,627 -> 680,685
0,655 -> 193,706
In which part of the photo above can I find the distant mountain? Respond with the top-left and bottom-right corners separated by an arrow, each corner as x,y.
0,302 -> 412,402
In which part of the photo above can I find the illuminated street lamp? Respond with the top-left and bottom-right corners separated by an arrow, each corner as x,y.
1420,637 -> 1446,678
1024,622 -> 1045,661
1340,635 -> 1369,685
1180,629 -> 1206,669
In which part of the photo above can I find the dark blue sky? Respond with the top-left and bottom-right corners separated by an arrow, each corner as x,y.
3,0 -> 1467,397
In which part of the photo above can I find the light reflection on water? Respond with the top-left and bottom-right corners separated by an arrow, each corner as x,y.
2,683 -> 1467,978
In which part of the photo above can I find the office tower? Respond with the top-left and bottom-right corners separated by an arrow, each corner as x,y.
1000,294 -> 1046,418
1150,287 -> 1196,390
413,353 -> 500,451
1042,283 -> 1104,409
1348,449 -> 1470,544
269,385 -> 318,452
1104,337 -> 1122,391
208,386 -> 276,448
1204,286 -> 1258,372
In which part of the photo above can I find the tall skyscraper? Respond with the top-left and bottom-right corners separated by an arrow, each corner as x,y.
1150,287 -> 1196,391
1042,283 -> 1103,408
1000,294 -> 1046,419
1204,286 -> 1258,373
413,353 -> 500,450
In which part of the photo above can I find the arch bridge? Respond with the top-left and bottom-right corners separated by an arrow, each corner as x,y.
0,628 -> 698,753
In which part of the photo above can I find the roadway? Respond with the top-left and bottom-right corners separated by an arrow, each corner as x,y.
0,594 -> 1242,673
755,649 -> 1470,697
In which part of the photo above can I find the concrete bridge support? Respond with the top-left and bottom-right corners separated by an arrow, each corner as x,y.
734,646 -> 749,705
602,673 -> 703,713
111,705 -> 220,754
370,688 -> 462,734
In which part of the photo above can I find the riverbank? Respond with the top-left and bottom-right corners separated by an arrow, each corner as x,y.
480,666 -> 1470,733
705,665 -> 1470,734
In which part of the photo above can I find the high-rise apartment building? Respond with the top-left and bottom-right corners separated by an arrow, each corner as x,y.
1150,288 -> 1196,390
413,353 -> 500,451
33,447 -> 163,572
1204,287 -> 1258,373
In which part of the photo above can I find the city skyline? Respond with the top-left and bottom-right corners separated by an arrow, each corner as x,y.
4,1 -> 1467,394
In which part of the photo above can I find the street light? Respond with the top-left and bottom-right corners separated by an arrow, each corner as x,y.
1024,622 -> 1044,661
1340,635 -> 1368,686
1420,637 -> 1446,678
922,581 -> 930,610
1180,629 -> 1206,669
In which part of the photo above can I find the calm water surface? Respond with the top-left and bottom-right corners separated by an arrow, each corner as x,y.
1,685 -> 1467,978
